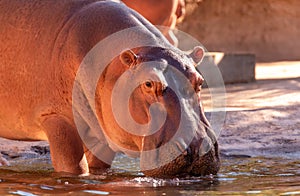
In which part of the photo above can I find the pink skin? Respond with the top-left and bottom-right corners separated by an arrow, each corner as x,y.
0,0 -> 219,176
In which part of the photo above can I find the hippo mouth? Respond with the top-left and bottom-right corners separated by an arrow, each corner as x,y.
140,125 -> 220,177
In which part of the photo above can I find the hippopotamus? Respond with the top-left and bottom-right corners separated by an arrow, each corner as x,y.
0,0 -> 220,177
122,0 -> 185,46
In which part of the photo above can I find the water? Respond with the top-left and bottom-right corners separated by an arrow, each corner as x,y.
0,154 -> 299,195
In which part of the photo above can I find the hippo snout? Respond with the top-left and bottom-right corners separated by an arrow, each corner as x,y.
188,141 -> 220,176
141,127 -> 220,178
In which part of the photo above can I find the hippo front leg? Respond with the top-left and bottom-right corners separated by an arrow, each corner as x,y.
84,146 -> 114,174
42,116 -> 89,175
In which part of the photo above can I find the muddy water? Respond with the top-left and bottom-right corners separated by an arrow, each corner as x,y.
0,154 -> 299,195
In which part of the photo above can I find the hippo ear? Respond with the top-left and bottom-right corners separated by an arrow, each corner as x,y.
189,46 -> 204,65
120,49 -> 138,67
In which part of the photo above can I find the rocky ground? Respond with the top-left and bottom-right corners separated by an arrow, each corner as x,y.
0,62 -> 299,166
216,78 -> 300,159
202,61 -> 300,159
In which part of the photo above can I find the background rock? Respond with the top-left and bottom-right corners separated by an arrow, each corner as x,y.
179,0 -> 300,62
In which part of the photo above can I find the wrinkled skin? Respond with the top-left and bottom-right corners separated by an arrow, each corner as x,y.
0,0 -> 219,177
122,0 -> 185,45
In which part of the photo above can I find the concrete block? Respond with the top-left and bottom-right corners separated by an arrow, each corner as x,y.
198,52 -> 256,86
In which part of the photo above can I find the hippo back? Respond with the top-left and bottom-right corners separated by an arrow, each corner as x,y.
0,0 -> 170,140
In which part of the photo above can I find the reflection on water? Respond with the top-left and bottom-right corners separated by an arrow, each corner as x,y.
0,154 -> 299,195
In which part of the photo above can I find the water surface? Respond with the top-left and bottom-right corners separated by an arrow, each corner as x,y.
0,154 -> 299,195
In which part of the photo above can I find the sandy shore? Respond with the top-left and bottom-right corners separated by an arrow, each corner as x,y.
0,62 -> 299,166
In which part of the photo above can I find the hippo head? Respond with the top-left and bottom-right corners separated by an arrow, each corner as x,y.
95,46 -> 220,177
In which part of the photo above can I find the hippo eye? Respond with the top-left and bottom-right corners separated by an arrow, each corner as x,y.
145,81 -> 153,88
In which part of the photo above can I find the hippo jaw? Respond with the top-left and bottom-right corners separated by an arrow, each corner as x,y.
139,106 -> 221,177
141,142 -> 220,178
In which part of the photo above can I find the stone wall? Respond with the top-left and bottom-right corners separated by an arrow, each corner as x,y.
179,0 -> 300,62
